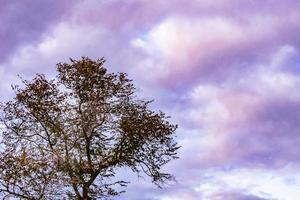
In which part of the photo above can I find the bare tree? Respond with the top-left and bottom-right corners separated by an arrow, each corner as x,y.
0,57 -> 179,199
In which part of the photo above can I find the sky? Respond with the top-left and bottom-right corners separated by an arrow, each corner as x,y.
1,0 -> 300,199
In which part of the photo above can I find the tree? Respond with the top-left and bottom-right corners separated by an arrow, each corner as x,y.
0,57 -> 179,199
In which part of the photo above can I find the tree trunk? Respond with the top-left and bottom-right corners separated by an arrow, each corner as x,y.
82,186 -> 90,200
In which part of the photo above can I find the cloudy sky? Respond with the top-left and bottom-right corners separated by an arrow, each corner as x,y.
1,0 -> 300,199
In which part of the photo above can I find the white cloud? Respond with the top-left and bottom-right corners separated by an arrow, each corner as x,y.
132,16 -> 245,65
130,14 -> 284,81
195,167 -> 300,200
7,22 -> 107,72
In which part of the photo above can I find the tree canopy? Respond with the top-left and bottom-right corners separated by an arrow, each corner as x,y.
0,57 -> 179,199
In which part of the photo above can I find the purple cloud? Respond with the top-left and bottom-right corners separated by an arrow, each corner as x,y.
0,0 -> 78,62
211,191 -> 272,200
231,98 -> 300,167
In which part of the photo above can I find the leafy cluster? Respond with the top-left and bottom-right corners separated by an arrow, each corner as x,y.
0,57 -> 179,199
